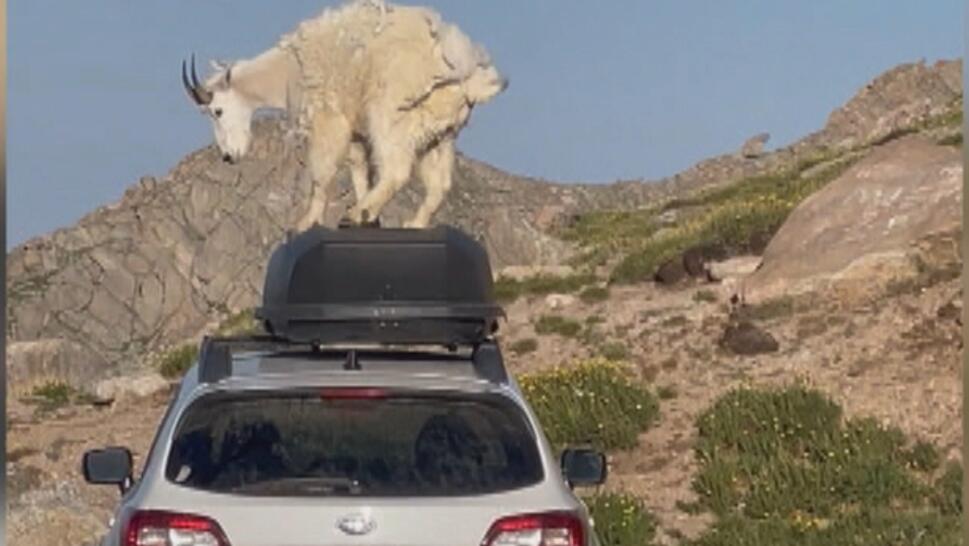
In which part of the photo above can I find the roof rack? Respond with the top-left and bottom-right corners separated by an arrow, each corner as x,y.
196,335 -> 509,386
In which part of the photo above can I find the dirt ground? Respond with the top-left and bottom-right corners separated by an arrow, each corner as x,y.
6,276 -> 962,546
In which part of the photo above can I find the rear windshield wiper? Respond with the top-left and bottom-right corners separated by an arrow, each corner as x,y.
229,476 -> 363,496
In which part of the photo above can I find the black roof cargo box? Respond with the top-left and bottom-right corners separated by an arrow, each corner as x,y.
255,225 -> 504,346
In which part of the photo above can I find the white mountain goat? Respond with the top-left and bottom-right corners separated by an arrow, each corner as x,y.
180,0 -> 507,229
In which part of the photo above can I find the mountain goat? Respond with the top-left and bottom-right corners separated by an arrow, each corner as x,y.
181,0 -> 507,230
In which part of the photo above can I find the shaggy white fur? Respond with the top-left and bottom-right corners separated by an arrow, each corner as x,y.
184,0 -> 506,229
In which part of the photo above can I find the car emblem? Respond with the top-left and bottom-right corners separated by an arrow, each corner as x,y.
337,512 -> 376,536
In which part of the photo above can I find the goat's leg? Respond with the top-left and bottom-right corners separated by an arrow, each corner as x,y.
348,142 -> 415,225
294,114 -> 351,232
347,141 -> 371,204
404,138 -> 454,229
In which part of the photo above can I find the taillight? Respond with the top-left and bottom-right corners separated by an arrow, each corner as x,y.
481,512 -> 584,546
124,510 -> 231,546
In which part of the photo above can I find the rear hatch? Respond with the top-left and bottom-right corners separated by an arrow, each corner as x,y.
132,388 -> 583,546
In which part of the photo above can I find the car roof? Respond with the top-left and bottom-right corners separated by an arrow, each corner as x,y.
180,348 -> 516,397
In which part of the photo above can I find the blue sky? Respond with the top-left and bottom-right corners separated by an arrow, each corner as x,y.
8,1 -> 963,248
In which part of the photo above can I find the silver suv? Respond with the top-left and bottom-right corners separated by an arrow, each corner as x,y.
83,226 -> 607,546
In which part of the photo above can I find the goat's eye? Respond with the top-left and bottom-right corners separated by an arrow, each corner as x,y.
213,108 -> 223,118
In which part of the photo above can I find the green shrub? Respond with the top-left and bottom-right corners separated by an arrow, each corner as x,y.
690,511 -> 961,546
903,440 -> 941,472
493,277 -> 521,303
932,461 -> 962,516
694,290 -> 718,303
216,308 -> 262,336
597,341 -> 629,361
535,315 -> 583,338
518,358 -> 659,451
31,381 -> 74,410
740,295 -> 799,321
509,338 -> 539,356
158,344 -> 200,379
584,492 -> 659,546
579,325 -> 607,348
661,315 -> 689,329
693,386 -> 923,517
937,132 -> 962,147
494,273 -> 596,304
688,385 -> 961,545
657,385 -> 678,400
579,285 -> 611,304
559,209 -> 660,251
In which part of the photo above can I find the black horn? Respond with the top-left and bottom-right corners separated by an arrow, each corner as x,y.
181,59 -> 200,104
190,54 -> 202,88
191,54 -> 214,104
181,54 -> 212,105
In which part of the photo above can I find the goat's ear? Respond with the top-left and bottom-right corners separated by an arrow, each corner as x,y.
209,59 -> 233,86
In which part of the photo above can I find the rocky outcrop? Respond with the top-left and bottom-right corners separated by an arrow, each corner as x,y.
739,133 -> 770,159
819,59 -> 962,149
742,135 -> 962,304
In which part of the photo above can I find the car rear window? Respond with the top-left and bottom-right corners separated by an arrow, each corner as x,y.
164,389 -> 544,497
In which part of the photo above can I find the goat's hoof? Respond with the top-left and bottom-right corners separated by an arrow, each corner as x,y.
293,218 -> 322,233
346,209 -> 380,228
403,219 -> 429,229
346,206 -> 365,225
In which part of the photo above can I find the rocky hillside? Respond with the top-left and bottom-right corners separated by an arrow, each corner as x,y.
4,58 -> 962,390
